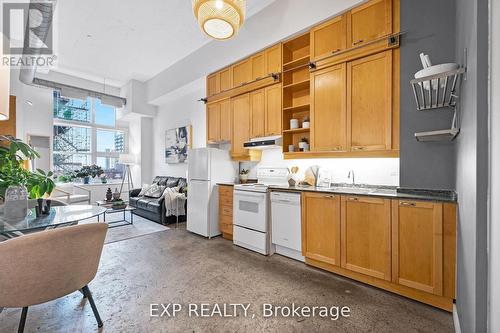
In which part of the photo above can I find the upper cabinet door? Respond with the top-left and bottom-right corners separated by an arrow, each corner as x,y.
311,15 -> 347,61
232,59 -> 252,87
220,67 -> 232,92
265,84 -> 282,136
311,63 -> 347,152
341,195 -> 392,281
265,44 -> 282,75
347,0 -> 392,47
251,52 -> 266,81
250,89 -> 266,138
348,50 -> 392,151
392,200 -> 443,296
231,94 -> 250,157
219,99 -> 232,142
206,102 -> 220,143
206,73 -> 220,97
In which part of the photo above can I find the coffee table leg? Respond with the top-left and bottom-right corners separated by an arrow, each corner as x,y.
104,212 -> 106,222
131,211 -> 134,224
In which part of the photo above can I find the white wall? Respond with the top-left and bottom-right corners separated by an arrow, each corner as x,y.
489,0 -> 500,330
152,77 -> 206,179
242,150 -> 399,186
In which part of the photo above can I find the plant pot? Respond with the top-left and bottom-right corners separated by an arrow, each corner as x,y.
298,142 -> 309,151
43,200 -> 52,215
83,176 -> 91,184
36,198 -> 44,217
239,174 -> 249,184
101,178 -> 107,184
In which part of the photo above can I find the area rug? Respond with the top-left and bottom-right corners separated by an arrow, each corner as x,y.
81,212 -> 169,244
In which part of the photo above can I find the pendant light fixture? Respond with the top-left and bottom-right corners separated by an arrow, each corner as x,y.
193,0 -> 246,40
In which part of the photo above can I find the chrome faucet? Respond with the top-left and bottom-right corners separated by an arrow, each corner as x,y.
348,170 -> 355,185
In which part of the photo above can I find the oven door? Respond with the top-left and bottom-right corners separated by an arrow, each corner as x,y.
233,190 -> 267,232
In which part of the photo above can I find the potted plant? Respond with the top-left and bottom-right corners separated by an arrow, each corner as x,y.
239,169 -> 250,184
302,116 -> 310,129
298,137 -> 309,151
0,135 -> 55,219
27,169 -> 56,216
76,165 -> 104,184
100,174 -> 108,184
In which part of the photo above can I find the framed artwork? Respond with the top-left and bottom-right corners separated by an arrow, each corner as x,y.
165,125 -> 192,164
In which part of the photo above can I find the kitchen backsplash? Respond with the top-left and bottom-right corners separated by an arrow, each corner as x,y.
240,149 -> 400,186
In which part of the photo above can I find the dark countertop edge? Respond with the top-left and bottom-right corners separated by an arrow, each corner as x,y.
216,183 -> 457,203
267,186 -> 457,203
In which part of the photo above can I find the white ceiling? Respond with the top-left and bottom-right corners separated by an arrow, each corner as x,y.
50,0 -> 276,87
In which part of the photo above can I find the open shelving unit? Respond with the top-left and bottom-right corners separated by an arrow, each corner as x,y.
282,32 -> 311,154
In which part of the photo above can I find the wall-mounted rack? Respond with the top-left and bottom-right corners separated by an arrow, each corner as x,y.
411,66 -> 466,142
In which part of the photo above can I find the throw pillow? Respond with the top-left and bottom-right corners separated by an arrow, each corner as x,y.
138,184 -> 150,196
144,184 -> 166,198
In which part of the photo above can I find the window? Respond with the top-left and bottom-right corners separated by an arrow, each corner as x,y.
53,91 -> 127,181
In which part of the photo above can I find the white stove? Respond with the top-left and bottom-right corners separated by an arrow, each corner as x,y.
234,168 -> 289,193
232,167 -> 289,255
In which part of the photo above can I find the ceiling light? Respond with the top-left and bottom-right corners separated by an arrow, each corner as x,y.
193,0 -> 246,40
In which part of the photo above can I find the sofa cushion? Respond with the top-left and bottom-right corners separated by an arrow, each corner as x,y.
177,178 -> 188,193
166,177 -> 180,188
144,184 -> 165,198
129,196 -> 141,207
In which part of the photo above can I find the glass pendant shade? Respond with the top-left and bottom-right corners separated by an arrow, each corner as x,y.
193,0 -> 246,40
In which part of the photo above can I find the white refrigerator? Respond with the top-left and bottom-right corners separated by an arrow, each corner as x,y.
187,148 -> 236,238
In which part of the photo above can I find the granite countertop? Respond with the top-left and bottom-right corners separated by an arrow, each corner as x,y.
216,182 -> 457,202
268,184 -> 457,203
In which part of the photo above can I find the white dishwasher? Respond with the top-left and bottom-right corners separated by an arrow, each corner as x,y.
271,192 -> 304,262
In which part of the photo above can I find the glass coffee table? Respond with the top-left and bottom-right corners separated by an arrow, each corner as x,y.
95,201 -> 136,228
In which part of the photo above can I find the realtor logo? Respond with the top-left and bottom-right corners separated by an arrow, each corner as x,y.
2,0 -> 54,55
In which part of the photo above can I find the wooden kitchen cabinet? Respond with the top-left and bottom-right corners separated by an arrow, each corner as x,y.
392,200 -> 443,296
250,89 -> 266,138
231,93 -> 251,158
347,0 -> 392,47
219,99 -> 232,142
310,15 -> 347,61
220,67 -> 232,92
301,192 -> 341,266
206,102 -> 220,144
348,50 -> 392,151
251,52 -> 266,81
311,63 -> 347,152
265,84 -> 282,136
266,43 -> 282,75
341,195 -> 391,281
232,59 -> 252,87
218,185 -> 234,240
206,99 -> 231,144
207,73 -> 220,97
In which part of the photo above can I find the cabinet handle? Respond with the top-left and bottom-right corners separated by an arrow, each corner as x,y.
332,48 -> 341,54
324,195 -> 335,198
333,146 -> 342,151
348,197 -> 358,201
400,201 -> 416,207
353,39 -> 364,45
352,147 -> 367,151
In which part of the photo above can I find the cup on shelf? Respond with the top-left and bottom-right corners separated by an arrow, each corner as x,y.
302,121 -> 310,129
288,145 -> 295,152
290,119 -> 299,129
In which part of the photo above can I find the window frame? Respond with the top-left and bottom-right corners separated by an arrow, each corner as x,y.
52,93 -> 128,179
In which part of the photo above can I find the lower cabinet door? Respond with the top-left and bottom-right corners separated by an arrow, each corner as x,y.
301,192 -> 341,266
341,195 -> 391,281
392,200 -> 443,295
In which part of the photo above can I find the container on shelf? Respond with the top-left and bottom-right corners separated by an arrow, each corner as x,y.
288,145 -> 296,152
290,119 -> 299,129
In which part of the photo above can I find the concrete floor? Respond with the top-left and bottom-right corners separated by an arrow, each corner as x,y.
0,226 -> 454,332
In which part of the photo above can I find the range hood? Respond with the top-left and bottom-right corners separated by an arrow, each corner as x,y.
244,136 -> 282,150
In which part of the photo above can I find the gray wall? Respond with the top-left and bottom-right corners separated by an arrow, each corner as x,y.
454,0 -> 489,332
399,0 -> 457,190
